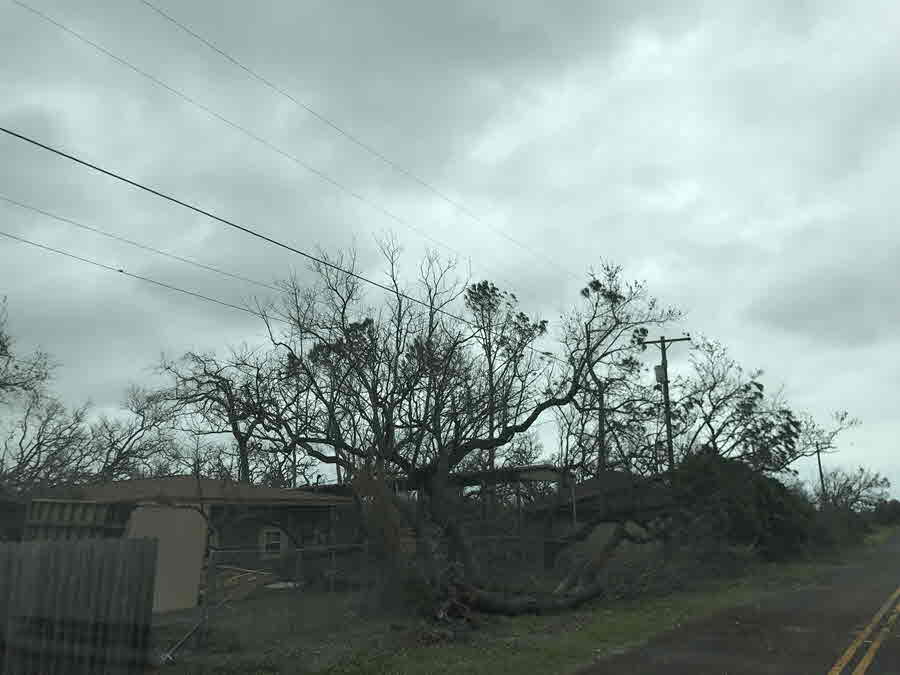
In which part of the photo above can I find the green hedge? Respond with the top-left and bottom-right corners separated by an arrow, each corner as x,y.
671,454 -> 815,561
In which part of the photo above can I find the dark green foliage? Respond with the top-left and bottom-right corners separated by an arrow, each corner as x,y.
874,499 -> 900,525
806,506 -> 875,552
671,453 -> 815,561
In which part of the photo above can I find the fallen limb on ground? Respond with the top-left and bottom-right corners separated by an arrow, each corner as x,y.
446,524 -> 629,616
434,595 -> 473,622
452,574 -> 613,615
554,522 -> 626,596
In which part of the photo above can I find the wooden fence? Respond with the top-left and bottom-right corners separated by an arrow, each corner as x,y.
0,538 -> 158,675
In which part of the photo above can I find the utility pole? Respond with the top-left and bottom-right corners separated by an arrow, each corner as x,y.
597,384 -> 605,474
292,360 -> 300,489
588,371 -> 606,476
644,335 -> 691,474
815,442 -> 827,509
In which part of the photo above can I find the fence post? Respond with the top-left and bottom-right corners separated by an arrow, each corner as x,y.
206,550 -> 217,646
329,549 -> 336,593
295,547 -> 303,591
362,540 -> 370,609
197,550 -> 210,649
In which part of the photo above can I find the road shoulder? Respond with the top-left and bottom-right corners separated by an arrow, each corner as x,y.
578,532 -> 900,675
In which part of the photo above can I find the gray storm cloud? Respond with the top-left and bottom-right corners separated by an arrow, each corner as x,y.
1,0 -> 898,489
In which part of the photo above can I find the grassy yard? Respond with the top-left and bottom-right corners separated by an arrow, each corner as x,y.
152,526 -> 896,675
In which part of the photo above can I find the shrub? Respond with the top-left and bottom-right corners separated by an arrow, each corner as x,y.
874,499 -> 900,526
670,453 -> 815,561
807,507 -> 872,552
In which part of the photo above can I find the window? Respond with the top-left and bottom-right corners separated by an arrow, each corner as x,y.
261,528 -> 283,557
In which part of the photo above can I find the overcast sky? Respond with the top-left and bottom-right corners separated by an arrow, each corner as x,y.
2,0 -> 898,492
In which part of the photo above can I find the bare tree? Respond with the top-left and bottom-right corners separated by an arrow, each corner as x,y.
797,410 -> 861,496
553,355 -> 661,481
87,386 -> 177,481
0,298 -> 52,406
1,390 -> 91,492
817,466 -> 890,512
169,437 -> 239,480
0,300 -> 82,492
1,304 -> 184,491
464,281 -> 549,515
160,346 -> 278,483
668,338 -> 805,473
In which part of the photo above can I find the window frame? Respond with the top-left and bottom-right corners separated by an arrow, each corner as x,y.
260,527 -> 284,558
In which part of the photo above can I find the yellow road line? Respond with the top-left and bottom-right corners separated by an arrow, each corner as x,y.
852,597 -> 900,674
828,585 -> 900,674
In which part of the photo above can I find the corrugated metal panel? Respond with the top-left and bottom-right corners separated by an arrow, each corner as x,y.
25,501 -> 129,542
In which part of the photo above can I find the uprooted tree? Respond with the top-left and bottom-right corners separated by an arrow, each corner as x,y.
149,241 -> 860,615
247,239 -> 682,613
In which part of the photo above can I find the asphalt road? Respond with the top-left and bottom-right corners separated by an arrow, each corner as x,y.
581,531 -> 900,674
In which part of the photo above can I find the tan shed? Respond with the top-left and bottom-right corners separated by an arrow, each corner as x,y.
125,504 -> 207,613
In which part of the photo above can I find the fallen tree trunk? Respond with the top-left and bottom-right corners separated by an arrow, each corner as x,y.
444,522 -> 634,616
455,570 -> 619,615
375,482 -> 665,619
554,522 -> 626,595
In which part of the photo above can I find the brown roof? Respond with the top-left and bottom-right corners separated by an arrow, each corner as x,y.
449,463 -> 569,487
38,476 -> 352,507
527,470 -> 671,513
571,471 -> 652,501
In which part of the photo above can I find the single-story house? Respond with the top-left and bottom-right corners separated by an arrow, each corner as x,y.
23,476 -> 355,612
26,476 -> 356,547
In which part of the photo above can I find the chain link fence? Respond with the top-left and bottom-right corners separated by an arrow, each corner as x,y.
152,532 -> 611,667
187,534 -> 566,638
210,544 -> 371,593
469,534 -> 572,591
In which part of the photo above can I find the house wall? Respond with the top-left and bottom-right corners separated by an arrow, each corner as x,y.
126,504 -> 207,613
211,505 -> 327,548
207,504 -> 361,581
210,504 -> 360,554
333,503 -> 362,542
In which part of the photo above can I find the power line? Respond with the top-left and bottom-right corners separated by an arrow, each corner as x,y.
0,125 -> 567,367
4,225 -> 568,466
138,0 -> 580,283
0,124 -> 470,321
12,0 -> 525,293
0,193 -> 281,293
0,229 -> 275,322
0,227 -> 605,477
